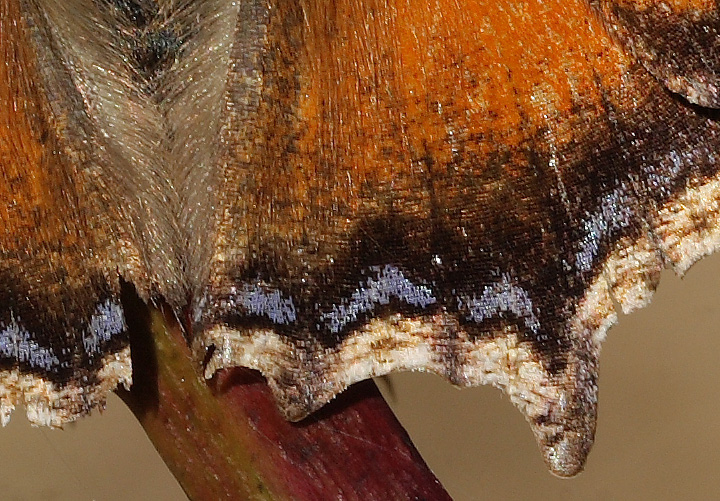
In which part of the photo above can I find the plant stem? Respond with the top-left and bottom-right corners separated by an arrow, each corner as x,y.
118,299 -> 450,500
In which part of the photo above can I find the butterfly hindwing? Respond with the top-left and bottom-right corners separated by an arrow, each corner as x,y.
0,0 -> 136,425
190,0 -> 720,475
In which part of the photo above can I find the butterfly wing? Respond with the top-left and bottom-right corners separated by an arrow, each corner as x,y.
3,0 -> 720,479
191,0 -> 720,476
0,0 -> 188,425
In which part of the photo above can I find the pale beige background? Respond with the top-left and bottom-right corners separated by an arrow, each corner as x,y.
3,252 -> 720,500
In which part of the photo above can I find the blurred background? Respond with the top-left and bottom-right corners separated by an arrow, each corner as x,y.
2,252 -> 720,500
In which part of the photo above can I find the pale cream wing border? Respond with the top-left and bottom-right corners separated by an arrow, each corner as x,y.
0,347 -> 131,428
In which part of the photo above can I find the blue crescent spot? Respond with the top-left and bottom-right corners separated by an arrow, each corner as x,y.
459,273 -> 541,334
228,284 -> 298,325
0,314 -> 59,371
83,300 -> 127,355
320,264 -> 437,334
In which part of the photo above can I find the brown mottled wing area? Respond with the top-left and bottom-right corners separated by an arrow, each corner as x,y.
192,0 -> 720,476
590,0 -> 720,107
